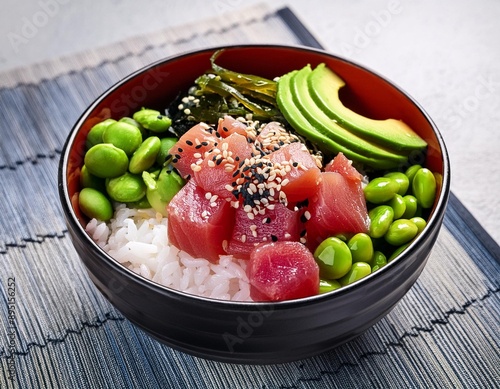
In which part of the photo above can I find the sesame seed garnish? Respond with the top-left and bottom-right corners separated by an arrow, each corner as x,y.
186,140 -> 193,146
271,235 -> 278,242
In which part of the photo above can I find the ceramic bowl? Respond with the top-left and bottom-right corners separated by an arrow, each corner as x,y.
58,45 -> 450,364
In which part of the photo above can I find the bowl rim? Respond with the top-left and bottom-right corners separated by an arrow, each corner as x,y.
58,43 -> 451,308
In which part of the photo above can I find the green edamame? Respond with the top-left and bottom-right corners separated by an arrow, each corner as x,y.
313,237 -> 352,280
319,279 -> 342,294
364,177 -> 399,203
144,168 -> 185,216
129,136 -> 161,174
106,172 -> 146,203
368,205 -> 394,239
78,187 -> 113,221
401,195 -> 418,219
102,121 -> 143,156
410,216 -> 427,234
348,233 -> 374,263
386,194 -> 406,219
80,165 -> 106,192
412,168 -> 436,209
384,172 -> 409,195
389,243 -> 411,262
385,219 -> 419,246
405,164 -> 422,185
339,262 -> 371,286
370,251 -> 387,272
157,137 -> 178,166
84,143 -> 129,178
86,118 -> 116,149
133,108 -> 172,133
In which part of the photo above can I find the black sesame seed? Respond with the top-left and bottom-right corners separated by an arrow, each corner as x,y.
235,156 -> 240,161
172,158 -> 178,163
223,126 -> 229,132
271,235 -> 278,242
201,141 -> 209,146
186,140 -> 193,146
300,214 -> 308,223
195,144 -> 202,149
292,162 -> 299,167
216,158 -> 223,166
174,154 -> 181,160
300,229 -> 307,237
177,147 -> 183,153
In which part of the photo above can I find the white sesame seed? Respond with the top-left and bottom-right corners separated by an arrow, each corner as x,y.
284,233 -> 291,239
210,194 -> 219,203
247,212 -> 255,220
281,178 -> 290,186
304,210 -> 311,220
241,234 -> 247,243
208,160 -> 216,168
183,108 -> 191,115
193,152 -> 202,159
205,192 -> 212,200
191,164 -> 202,172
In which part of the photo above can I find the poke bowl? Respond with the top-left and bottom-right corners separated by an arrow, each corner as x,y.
58,45 -> 450,364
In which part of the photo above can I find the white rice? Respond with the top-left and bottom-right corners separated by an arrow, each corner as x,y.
85,204 -> 252,301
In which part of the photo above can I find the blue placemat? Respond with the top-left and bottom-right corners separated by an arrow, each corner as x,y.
0,4 -> 498,388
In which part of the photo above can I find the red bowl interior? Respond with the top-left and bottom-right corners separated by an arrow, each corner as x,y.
65,45 -> 446,227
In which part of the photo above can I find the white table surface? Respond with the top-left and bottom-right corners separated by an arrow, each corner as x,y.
2,0 -> 499,244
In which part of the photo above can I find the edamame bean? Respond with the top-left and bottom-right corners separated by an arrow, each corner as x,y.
389,243 -> 411,262
385,219 -> 418,246
156,137 -> 178,166
129,136 -> 161,174
368,205 -> 394,239
86,118 -> 116,149
386,194 -> 406,219
80,165 -> 106,192
102,121 -> 143,156
119,117 -> 146,136
313,237 -> 352,280
405,164 -> 422,185
78,187 -> 113,221
364,177 -> 399,203
384,172 -> 409,195
319,279 -> 342,294
348,233 -> 374,263
370,251 -> 387,272
339,262 -> 371,286
84,143 -> 129,178
106,172 -> 146,203
412,168 -> 436,209
133,108 -> 172,133
144,168 -> 185,216
410,216 -> 427,234
127,196 -> 152,209
401,195 -> 418,219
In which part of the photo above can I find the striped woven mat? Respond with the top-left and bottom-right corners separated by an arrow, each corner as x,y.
0,4 -> 498,388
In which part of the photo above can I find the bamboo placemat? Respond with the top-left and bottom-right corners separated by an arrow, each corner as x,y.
0,4 -> 498,388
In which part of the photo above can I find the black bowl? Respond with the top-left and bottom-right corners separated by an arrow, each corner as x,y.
58,45 -> 450,364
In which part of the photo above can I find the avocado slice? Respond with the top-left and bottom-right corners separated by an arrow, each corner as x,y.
291,65 -> 408,167
276,71 -> 406,169
309,63 -> 427,152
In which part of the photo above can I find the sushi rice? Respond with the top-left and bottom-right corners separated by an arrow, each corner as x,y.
85,204 -> 252,301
